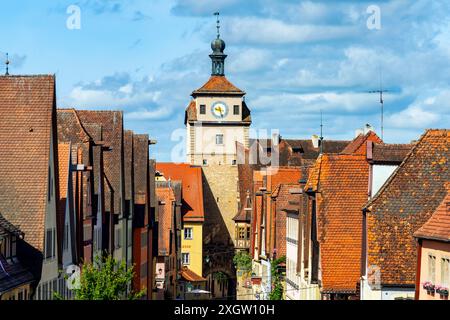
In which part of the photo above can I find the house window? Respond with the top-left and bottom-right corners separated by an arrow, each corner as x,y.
237,227 -> 246,240
202,159 -> 208,166
184,228 -> 193,240
216,134 -> 224,145
200,104 -> 206,114
231,159 -> 237,166
428,254 -> 436,283
247,226 -> 251,240
45,228 -> 56,260
182,253 -> 190,265
2,236 -> 11,260
233,105 -> 239,115
115,228 -> 121,249
441,258 -> 450,286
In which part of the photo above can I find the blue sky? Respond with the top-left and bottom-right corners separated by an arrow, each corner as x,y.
1,0 -> 449,161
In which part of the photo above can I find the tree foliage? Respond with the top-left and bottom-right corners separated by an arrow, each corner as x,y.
69,254 -> 145,300
233,251 -> 252,272
269,256 -> 286,300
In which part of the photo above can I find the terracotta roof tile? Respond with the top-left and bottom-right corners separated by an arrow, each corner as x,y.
307,154 -> 369,293
366,129 -> 449,286
192,76 -> 245,96
133,134 -> 149,206
414,189 -> 450,242
124,130 -> 134,202
341,131 -> 382,155
0,75 -> 56,251
156,163 -> 204,222
184,100 -> 197,124
370,142 -> 414,163
157,187 -> 175,256
76,110 -> 124,215
179,266 -> 206,282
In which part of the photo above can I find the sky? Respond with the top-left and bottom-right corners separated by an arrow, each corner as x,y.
1,0 -> 449,161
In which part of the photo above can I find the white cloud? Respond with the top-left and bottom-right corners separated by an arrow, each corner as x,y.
223,17 -> 359,44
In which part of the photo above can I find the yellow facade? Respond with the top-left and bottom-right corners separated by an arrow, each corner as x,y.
181,222 -> 203,276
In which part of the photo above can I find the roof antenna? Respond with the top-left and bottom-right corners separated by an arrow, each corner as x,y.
214,12 -> 220,39
368,67 -> 388,141
319,109 -> 324,154
5,53 -> 10,76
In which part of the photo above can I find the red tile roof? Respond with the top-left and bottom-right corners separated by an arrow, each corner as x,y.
179,266 -> 206,282
365,129 -> 449,286
306,154 -> 369,293
273,183 -> 300,258
192,76 -> 245,96
341,131 -> 382,155
76,110 -> 124,215
133,134 -> 149,206
156,163 -> 204,222
57,143 -> 71,245
157,187 -> 175,256
0,75 -> 56,251
414,189 -> 450,242
369,142 -> 414,164
184,100 -> 197,124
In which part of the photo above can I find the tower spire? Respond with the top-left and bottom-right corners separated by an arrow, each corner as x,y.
210,12 -> 227,76
214,11 -> 220,39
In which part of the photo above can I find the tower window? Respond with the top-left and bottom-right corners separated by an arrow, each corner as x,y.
216,134 -> 224,145
200,104 -> 206,114
233,105 -> 239,115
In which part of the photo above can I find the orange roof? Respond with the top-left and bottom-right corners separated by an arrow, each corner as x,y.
0,75 -> 56,251
57,143 -> 71,200
415,189 -> 450,242
156,163 -> 204,222
341,131 -> 382,155
365,129 -> 449,286
307,154 -> 369,293
192,76 -> 245,96
156,187 -> 175,256
179,266 -> 206,282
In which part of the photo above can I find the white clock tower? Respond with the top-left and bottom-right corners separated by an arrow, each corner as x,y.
184,16 -> 251,166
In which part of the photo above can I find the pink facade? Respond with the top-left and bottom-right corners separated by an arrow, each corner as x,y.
417,239 -> 450,300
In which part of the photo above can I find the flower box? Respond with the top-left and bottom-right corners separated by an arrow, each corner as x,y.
435,285 -> 449,298
422,281 -> 435,294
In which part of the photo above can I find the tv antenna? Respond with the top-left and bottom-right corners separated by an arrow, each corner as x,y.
4,53 -> 9,76
319,109 -> 324,154
368,68 -> 388,140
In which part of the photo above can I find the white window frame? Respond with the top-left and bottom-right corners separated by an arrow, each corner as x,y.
184,228 -> 193,240
182,253 -> 190,265
216,134 -> 224,145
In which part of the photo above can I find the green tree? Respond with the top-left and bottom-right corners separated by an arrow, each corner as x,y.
233,251 -> 252,273
58,254 -> 145,300
269,256 -> 286,300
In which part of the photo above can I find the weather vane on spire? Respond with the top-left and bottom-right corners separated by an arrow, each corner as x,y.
214,12 -> 220,39
5,53 -> 10,76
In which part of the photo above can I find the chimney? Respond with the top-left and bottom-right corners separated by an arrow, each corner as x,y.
355,128 -> 364,137
311,135 -> 319,148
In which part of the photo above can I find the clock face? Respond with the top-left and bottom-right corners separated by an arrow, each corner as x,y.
211,101 -> 228,119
